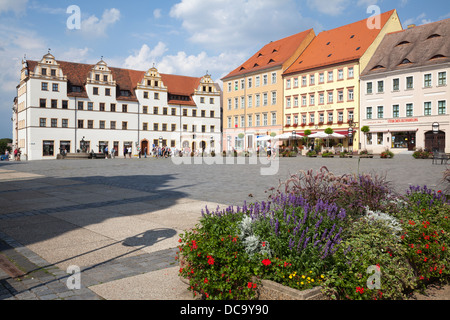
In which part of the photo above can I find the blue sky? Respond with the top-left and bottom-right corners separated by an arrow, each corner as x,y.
1,0 -> 449,139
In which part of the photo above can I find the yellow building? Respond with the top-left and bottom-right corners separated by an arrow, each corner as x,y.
221,29 -> 315,152
283,9 -> 402,152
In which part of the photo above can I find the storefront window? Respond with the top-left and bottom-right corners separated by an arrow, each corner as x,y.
391,132 -> 416,149
43,141 -> 54,156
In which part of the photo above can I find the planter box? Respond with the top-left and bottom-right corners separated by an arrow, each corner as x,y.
359,155 -> 373,158
178,253 -> 325,300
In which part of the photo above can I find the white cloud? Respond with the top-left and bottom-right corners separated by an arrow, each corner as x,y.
169,0 -> 321,51
153,9 -> 162,19
0,0 -> 28,15
356,0 -> 378,7
306,0 -> 350,16
59,47 -> 91,63
81,8 -> 121,38
123,43 -> 247,82
403,13 -> 434,28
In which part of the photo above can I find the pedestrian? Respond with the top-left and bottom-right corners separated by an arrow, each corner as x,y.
104,146 -> 108,159
5,150 -> 9,161
267,141 -> 272,160
144,147 -> 147,158
110,147 -> 115,159
124,147 -> 128,159
128,146 -> 132,158
14,148 -> 18,161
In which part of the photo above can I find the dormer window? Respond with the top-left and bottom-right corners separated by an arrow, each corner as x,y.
268,59 -> 275,64
120,90 -> 130,97
42,68 -> 47,76
400,58 -> 412,65
371,65 -> 385,71
95,74 -> 100,81
427,34 -> 441,39
71,86 -> 82,92
396,41 -> 410,47
430,54 -> 446,60
51,69 -> 56,76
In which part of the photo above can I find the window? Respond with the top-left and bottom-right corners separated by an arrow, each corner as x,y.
88,120 -> 94,129
294,78 -> 298,87
263,93 -> 268,106
328,113 -> 333,123
248,95 -> 253,108
248,78 -> 252,88
319,73 -> 324,83
143,106 -> 148,114
200,97 -> 205,104
328,71 -> 333,82
338,69 -> 344,80
122,105 -> 128,113
241,96 -> 245,109
171,124 -> 176,132
93,87 -> 99,95
234,81 -> 238,91
201,110 -> 206,118
367,107 -> 373,119
438,101 -> 446,115
271,113 -> 277,126
51,100 -> 57,109
438,72 -> 447,86
192,110 -> 197,117
338,90 -> 344,102
319,93 -> 324,105
88,102 -> 93,111
367,133 -> 373,145
424,102 -> 432,116
163,124 -> 168,132
328,92 -> 333,103
338,112 -> 343,123
184,124 -> 189,131
42,82 -> 48,91
348,67 -> 354,78
210,98 -> 214,104
286,97 -> 291,108
122,122 -> 128,130
310,113 -> 315,124
227,99 -> 232,110
262,114 -> 267,126
393,105 -> 400,118
294,96 -> 299,107
310,94 -> 315,105
153,107 -> 158,115
377,81 -> 384,93
256,94 -> 261,107
367,82 -> 373,94
302,76 -> 307,86
95,74 -> 100,81
227,117 -> 232,128
255,76 -> 260,87
406,103 -> 414,117
319,113 -> 324,123
263,74 -> 268,85
110,121 -> 116,130
393,79 -> 400,91
110,104 -> 116,112
172,108 -> 176,116
377,106 -> 384,119
100,121 -> 105,129
302,115 -> 307,125
105,88 -> 111,96
424,74 -> 432,88
51,69 -> 56,77
348,110 -> 354,121
310,74 -> 315,85
52,83 -> 59,92
234,117 -> 238,128
406,76 -> 414,89
234,97 -> 238,109
183,109 -> 188,116
248,115 -> 252,127
377,133 -> 383,145
154,92 -> 159,100
62,119 -> 68,128
62,100 -> 68,109
286,79 -> 291,89
228,82 -> 232,92
78,120 -> 84,128
43,141 -> 54,157
256,114 -> 260,127
103,75 -> 108,82
39,118 -> 46,127
41,68 -> 47,76
294,115 -> 298,125
78,101 -> 84,110
348,89 -> 354,101
286,115 -> 291,125
271,72 -> 277,84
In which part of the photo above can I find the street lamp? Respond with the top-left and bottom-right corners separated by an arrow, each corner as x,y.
348,119 -> 357,153
292,131 -> 296,148
210,136 -> 214,153
432,122 -> 440,153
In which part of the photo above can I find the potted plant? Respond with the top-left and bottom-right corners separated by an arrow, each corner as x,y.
359,149 -> 374,158
361,126 -> 370,150
380,148 -> 394,159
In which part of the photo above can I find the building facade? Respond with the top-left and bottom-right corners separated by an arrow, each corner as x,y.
221,29 -> 315,152
360,19 -> 450,154
282,10 -> 402,151
13,52 -> 222,160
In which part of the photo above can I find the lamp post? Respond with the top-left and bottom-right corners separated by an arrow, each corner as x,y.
348,119 -> 357,154
210,136 -> 214,154
432,122 -> 440,153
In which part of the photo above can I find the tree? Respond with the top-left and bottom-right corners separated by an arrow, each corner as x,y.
324,128 -> 334,148
361,126 -> 370,150
0,140 -> 12,155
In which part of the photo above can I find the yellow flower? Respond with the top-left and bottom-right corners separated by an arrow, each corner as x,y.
311,279 -> 314,282
301,282 -> 304,285
321,275 -> 325,279
289,275 -> 293,279
310,271 -> 313,274
302,275 -> 305,279
307,277 -> 310,280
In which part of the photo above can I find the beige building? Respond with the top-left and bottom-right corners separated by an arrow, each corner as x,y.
221,29 -> 315,152
360,19 -> 450,154
282,10 -> 402,152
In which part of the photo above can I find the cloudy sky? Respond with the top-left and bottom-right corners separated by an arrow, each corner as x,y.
1,0 -> 448,139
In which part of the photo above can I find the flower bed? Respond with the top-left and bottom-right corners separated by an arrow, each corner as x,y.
178,167 -> 449,300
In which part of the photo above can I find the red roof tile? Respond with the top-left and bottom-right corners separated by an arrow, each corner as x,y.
222,29 -> 315,80
26,60 -> 203,104
284,10 -> 397,75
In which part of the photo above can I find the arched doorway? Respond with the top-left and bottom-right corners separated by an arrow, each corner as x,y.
200,141 -> 206,151
141,140 -> 149,155
192,141 -> 196,151
425,131 -> 445,153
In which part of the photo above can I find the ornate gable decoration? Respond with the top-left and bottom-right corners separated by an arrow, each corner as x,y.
195,73 -> 217,94
87,59 -> 115,86
137,66 -> 167,91
32,51 -> 66,80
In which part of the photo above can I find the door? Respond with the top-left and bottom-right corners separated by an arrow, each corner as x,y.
141,140 -> 149,155
425,131 -> 445,153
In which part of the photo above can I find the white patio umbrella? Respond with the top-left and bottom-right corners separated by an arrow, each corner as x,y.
330,133 -> 346,139
274,132 -> 304,140
308,132 -> 329,139
256,135 -> 272,141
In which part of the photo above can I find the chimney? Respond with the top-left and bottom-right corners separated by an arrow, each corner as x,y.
407,24 -> 416,29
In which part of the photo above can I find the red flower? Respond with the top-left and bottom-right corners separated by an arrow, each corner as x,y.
178,239 -> 182,243
356,287 -> 364,294
253,283 -> 257,289
248,282 -> 253,289
262,259 -> 272,266
204,278 -> 208,283
424,257 -> 428,262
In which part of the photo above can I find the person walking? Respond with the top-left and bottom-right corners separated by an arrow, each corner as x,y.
124,146 -> 127,159
110,147 -> 115,159
144,147 -> 147,158
127,146 -> 132,158
104,146 -> 108,159
267,141 -> 272,160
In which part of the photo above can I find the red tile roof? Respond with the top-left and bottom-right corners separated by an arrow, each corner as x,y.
284,10 -> 397,75
222,29 -> 315,80
26,60 -> 203,105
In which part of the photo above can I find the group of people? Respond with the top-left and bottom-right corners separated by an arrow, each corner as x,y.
2,148 -> 21,161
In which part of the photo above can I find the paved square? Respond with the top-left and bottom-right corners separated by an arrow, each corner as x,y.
0,155 -> 447,300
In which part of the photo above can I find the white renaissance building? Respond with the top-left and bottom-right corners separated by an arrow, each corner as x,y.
13,52 -> 222,160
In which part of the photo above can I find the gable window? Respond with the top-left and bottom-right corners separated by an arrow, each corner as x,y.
42,82 -> 48,91
105,88 -> 111,96
52,83 -> 59,92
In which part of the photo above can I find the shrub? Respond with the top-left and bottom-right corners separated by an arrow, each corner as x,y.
381,148 -> 394,159
413,148 -> 431,159
322,152 -> 334,158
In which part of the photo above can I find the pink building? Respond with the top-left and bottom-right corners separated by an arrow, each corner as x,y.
360,19 -> 450,154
